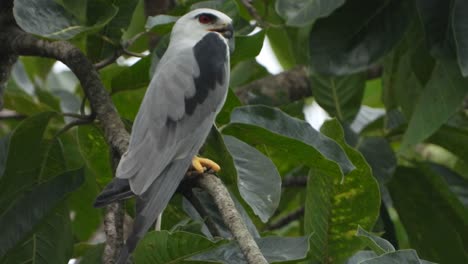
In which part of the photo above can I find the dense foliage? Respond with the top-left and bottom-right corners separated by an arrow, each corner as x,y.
1,0 -> 467,263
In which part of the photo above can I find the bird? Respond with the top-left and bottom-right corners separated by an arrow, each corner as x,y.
93,8 -> 234,263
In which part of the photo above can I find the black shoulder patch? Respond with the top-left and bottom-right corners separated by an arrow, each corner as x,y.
185,33 -> 227,115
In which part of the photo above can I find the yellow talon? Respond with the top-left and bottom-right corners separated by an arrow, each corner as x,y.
191,156 -> 221,174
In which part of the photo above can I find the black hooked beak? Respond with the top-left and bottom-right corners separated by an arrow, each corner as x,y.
214,23 -> 234,39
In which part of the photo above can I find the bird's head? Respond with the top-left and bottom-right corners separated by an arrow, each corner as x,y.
171,8 -> 234,52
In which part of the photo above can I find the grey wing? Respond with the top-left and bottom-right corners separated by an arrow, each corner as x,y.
116,33 -> 229,195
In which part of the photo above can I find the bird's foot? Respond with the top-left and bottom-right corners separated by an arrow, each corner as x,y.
191,156 -> 221,174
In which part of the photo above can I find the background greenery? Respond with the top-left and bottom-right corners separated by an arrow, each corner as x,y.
1,0 -> 467,263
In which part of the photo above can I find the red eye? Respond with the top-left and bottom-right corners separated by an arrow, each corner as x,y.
198,14 -> 212,24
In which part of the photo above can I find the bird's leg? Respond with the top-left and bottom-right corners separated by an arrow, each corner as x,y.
191,156 -> 221,174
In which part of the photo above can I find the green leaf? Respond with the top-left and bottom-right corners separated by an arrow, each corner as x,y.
381,20 -> 434,115
358,137 -> 397,185
0,112 -> 55,208
402,60 -> 468,147
54,0 -> 87,22
223,135 -> 281,223
229,59 -> 268,88
231,31 -> 265,65
13,0 -> 118,40
78,244 -> 104,264
21,57 -> 55,83
266,27 -> 296,70
0,206 -> 74,264
0,168 -> 84,258
77,125 -> 113,186
191,236 -> 310,263
216,88 -> 242,126
4,89 -> 54,115
360,249 -> 432,264
356,226 -> 395,255
309,0 -> 411,75
133,231 -> 225,264
304,119 -> 380,264
224,105 -> 355,174
453,0 -> 468,76
310,72 -> 365,121
111,55 -> 151,93
275,0 -> 345,27
388,166 -> 468,263
201,127 -> 237,185
86,0 -> 139,62
428,125 -> 468,163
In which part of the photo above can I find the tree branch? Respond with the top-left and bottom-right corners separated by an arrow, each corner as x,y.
235,66 -> 311,105
197,173 -> 268,264
0,26 -> 130,264
264,206 -> 305,231
0,27 -> 130,155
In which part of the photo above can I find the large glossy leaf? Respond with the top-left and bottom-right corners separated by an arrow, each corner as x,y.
266,27 -> 296,70
191,236 -> 310,263
223,135 -> 281,223
145,14 -> 178,34
309,0 -> 411,75
402,60 -> 468,148
0,168 -> 84,257
0,206 -> 74,264
388,166 -> 468,263
453,0 -> 468,76
360,250 -> 434,264
77,125 -> 113,186
86,0 -> 139,62
133,231 -> 226,264
54,0 -> 87,22
310,72 -> 365,121
304,119 -> 380,264
275,0 -> 345,27
358,137 -> 396,185
224,105 -> 354,174
231,31 -> 265,65
4,88 -> 54,115
14,0 -> 118,40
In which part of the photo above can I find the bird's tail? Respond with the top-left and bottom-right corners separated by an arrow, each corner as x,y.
116,158 -> 191,264
93,178 -> 134,208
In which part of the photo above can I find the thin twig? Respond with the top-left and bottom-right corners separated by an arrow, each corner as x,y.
264,207 -> 305,231
54,117 -> 95,138
282,176 -> 307,187
241,0 -> 267,27
197,174 -> 268,264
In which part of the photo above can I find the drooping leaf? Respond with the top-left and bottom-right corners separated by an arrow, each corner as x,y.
231,31 -> 265,65
133,231 -> 226,264
223,135 -> 281,223
275,0 -> 345,27
310,72 -> 366,121
358,137 -> 397,185
13,0 -> 118,40
0,206 -> 74,264
388,166 -> 468,263
78,244 -> 104,264
54,0 -> 87,22
453,0 -> 468,76
216,88 -> 242,126
309,0 -> 411,75
224,105 -> 355,174
4,88 -> 54,115
402,60 -> 468,148
304,119 -> 380,264
0,168 -> 84,257
191,236 -> 310,263
356,226 -> 395,255
229,59 -> 268,88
